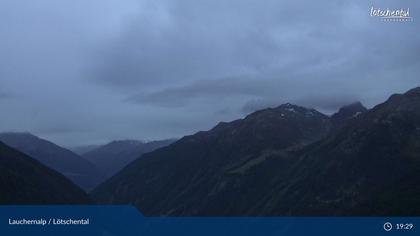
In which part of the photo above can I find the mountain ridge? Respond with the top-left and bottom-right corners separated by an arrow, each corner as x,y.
0,132 -> 100,191
83,139 -> 176,184
91,102 -> 332,214
0,141 -> 91,204
92,87 -> 420,215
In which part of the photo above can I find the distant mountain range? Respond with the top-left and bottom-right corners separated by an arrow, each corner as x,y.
1,87 -> 420,215
0,141 -> 91,204
82,139 -> 176,183
0,132 -> 100,191
69,145 -> 101,155
92,87 -> 420,216
0,132 -> 175,191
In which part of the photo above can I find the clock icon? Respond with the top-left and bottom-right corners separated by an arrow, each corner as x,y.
384,222 -> 393,232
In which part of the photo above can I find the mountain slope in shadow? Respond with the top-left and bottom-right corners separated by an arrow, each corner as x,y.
92,104 -> 332,215
0,142 -> 91,204
93,87 -> 420,216
0,132 -> 100,191
259,87 -> 420,216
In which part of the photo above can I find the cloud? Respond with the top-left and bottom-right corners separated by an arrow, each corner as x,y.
94,0 -> 420,108
125,77 -> 262,107
93,1 -> 420,87
0,88 -> 13,100
1,0 -> 420,146
0,92 -> 10,99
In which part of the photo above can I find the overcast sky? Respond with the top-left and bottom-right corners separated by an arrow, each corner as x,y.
0,0 -> 419,146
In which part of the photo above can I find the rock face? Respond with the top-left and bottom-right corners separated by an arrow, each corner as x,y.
92,87 -> 420,216
83,139 -> 175,183
0,133 -> 100,191
0,142 -> 91,204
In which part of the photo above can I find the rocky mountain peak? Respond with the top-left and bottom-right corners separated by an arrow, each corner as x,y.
331,102 -> 367,127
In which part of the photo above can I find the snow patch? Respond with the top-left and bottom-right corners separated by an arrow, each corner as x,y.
353,112 -> 362,118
